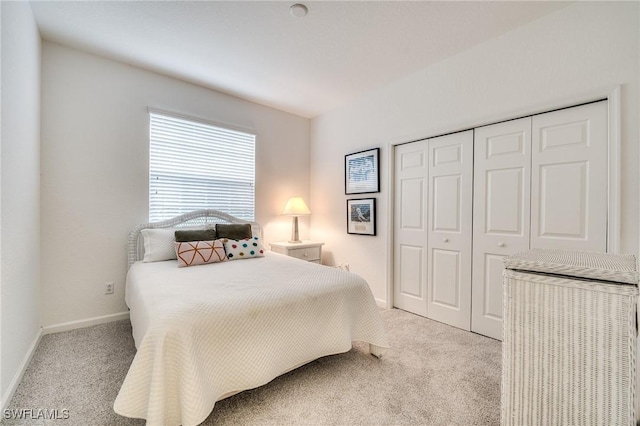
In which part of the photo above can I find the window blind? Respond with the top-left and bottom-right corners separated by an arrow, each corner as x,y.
149,111 -> 256,222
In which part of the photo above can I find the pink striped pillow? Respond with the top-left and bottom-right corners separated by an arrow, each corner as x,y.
174,240 -> 227,267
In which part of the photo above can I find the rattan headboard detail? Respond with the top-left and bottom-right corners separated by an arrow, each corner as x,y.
128,209 -> 263,268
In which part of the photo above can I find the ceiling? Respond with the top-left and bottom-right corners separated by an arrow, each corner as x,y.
30,1 -> 569,118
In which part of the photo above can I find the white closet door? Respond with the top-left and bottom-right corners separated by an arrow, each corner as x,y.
393,141 -> 429,316
426,131 -> 473,330
472,118 -> 532,340
531,101 -> 608,252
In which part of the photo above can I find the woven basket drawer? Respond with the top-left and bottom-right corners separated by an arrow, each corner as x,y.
502,251 -> 639,426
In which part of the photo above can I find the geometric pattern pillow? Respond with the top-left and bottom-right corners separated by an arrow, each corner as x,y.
174,239 -> 227,267
222,236 -> 265,261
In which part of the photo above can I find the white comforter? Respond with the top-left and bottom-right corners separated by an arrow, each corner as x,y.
114,252 -> 388,426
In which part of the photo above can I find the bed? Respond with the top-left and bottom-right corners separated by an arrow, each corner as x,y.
113,210 -> 389,426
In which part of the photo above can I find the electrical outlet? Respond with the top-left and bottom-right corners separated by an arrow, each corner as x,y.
105,282 -> 114,295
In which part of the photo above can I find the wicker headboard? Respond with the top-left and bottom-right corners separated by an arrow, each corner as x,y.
128,209 -> 263,268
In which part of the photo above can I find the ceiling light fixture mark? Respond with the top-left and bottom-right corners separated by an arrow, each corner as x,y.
290,4 -> 308,18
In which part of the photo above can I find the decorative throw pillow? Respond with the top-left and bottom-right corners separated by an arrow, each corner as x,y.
175,240 -> 227,267
175,229 -> 217,242
216,223 -> 253,240
141,228 -> 178,262
222,236 -> 265,261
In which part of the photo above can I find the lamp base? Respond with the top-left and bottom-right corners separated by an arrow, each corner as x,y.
290,216 -> 302,244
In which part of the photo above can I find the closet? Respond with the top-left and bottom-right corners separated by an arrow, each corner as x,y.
393,101 -> 609,339
394,130 -> 473,329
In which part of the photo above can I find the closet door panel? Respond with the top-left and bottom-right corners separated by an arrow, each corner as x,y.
472,118 -> 532,340
427,130 -> 473,330
531,101 -> 608,252
431,249 -> 460,308
486,167 -> 524,234
482,254 -> 506,321
394,141 -> 429,316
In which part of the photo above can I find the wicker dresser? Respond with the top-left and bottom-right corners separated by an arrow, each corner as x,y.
502,249 -> 639,426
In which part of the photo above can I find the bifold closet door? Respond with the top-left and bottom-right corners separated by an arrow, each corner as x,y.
393,140 -> 429,316
472,101 -> 609,340
472,118 -> 532,340
426,131 -> 473,330
530,101 -> 608,252
394,101 -> 608,336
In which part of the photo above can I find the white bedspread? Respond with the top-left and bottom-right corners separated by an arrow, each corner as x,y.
114,252 -> 388,426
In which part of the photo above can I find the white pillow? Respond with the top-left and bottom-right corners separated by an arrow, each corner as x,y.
141,229 -> 177,262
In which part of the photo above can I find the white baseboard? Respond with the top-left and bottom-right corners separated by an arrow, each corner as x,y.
42,311 -> 130,335
375,298 -> 387,309
1,328 -> 43,412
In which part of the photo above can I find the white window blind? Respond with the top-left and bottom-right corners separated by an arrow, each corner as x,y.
149,111 -> 255,222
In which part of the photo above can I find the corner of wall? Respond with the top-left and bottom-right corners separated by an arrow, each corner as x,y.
0,329 -> 42,412
0,0 -> 43,406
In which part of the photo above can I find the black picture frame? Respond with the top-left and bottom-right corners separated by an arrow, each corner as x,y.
345,148 -> 380,194
346,198 -> 376,236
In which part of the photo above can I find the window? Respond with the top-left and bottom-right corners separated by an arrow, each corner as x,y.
149,111 -> 256,222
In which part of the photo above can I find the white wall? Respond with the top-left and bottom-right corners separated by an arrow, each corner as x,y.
40,42 -> 310,328
310,2 -> 639,305
0,1 -> 42,406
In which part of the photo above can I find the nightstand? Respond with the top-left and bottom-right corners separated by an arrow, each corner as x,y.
269,241 -> 324,264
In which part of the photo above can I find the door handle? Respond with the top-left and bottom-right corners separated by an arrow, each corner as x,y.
498,242 -> 505,247
443,238 -> 449,243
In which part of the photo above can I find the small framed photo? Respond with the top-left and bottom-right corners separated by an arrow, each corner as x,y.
347,198 -> 376,236
345,148 -> 380,194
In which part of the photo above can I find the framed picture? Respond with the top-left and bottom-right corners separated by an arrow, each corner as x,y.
347,198 -> 376,236
345,148 -> 379,194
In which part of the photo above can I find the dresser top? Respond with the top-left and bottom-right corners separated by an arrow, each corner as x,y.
505,249 -> 639,285
269,241 -> 324,249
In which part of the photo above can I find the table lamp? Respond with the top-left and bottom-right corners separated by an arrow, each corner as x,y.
282,197 -> 311,243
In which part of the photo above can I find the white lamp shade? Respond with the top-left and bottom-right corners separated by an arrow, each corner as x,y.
282,197 -> 311,216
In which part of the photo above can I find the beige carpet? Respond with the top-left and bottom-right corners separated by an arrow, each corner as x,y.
4,309 -> 501,425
